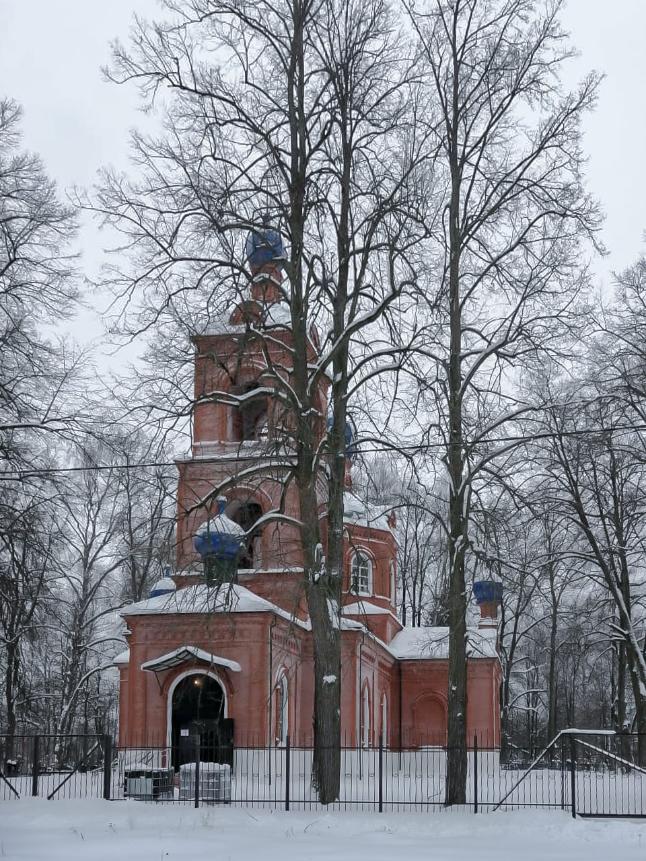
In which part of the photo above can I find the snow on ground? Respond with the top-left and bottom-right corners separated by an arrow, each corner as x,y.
1,799 -> 645,861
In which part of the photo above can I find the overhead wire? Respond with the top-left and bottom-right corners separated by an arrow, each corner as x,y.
3,422 -> 646,480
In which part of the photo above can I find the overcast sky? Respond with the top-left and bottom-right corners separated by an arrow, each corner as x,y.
1,0 -> 645,346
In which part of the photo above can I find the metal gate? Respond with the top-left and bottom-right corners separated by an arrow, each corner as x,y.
0,734 -> 112,801
493,730 -> 646,818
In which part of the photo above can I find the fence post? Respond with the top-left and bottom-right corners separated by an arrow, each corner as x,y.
378,734 -> 383,813
569,734 -> 576,819
473,734 -> 478,814
31,735 -> 40,797
102,735 -> 112,801
285,734 -> 290,811
194,734 -> 201,809
560,734 -> 565,811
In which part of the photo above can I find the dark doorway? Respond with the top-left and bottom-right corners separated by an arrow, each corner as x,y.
171,674 -> 234,768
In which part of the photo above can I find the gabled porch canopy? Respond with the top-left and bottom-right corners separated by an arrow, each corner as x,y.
141,645 -> 241,674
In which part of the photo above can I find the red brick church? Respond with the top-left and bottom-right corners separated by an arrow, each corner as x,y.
115,228 -> 501,760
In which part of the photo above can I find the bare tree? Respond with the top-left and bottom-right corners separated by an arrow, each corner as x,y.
88,0 -> 425,801
112,433 -> 176,603
51,448 -> 129,743
0,100 -> 83,752
0,487 -> 63,759
0,98 -> 79,457
539,386 -> 646,762
408,0 -> 600,802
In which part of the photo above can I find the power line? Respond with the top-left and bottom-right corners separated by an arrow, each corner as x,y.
3,423 -> 646,481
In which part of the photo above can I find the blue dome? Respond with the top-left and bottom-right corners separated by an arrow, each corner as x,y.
245,227 -> 285,269
194,498 -> 245,561
473,580 -> 503,605
149,576 -> 176,599
194,531 -> 243,561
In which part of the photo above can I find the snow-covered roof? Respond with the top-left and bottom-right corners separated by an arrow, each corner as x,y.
141,646 -> 241,674
120,586 -> 496,661
342,601 -> 395,617
120,583 -> 309,630
343,492 -> 393,533
196,321 -> 247,337
389,626 -> 498,660
113,649 -> 130,666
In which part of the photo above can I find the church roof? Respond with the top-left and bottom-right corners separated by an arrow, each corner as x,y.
120,585 -> 497,661
343,492 -> 393,533
388,625 -> 498,660
342,601 -> 394,616
120,583 -> 309,629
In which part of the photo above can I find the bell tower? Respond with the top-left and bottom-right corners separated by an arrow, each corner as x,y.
174,223 -> 328,616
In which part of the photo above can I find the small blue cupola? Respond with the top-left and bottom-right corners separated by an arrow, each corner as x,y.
245,216 -> 285,272
194,497 -> 246,585
326,415 -> 357,461
149,576 -> 176,599
472,581 -> 504,605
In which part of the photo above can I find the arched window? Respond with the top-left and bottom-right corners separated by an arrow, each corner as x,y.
351,552 -> 372,596
229,500 -> 263,570
274,674 -> 288,746
381,694 -> 388,746
361,684 -> 371,748
390,561 -> 396,605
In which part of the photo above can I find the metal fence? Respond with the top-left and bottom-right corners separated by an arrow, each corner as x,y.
2,731 -> 645,816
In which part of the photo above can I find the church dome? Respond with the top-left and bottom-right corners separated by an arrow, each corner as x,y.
194,497 -> 246,561
149,576 -> 176,598
245,224 -> 285,270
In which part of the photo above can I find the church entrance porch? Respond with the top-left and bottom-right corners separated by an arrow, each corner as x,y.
170,673 -> 234,769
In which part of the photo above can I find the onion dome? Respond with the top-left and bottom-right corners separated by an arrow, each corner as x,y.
326,416 -> 356,461
245,222 -> 285,271
473,581 -> 503,605
194,497 -> 246,562
149,576 -> 176,599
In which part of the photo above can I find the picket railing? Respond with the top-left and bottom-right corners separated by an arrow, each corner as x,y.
2,731 -> 645,817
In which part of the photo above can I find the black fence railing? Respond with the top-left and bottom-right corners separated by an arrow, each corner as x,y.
0,734 -> 110,802
2,732 -> 645,816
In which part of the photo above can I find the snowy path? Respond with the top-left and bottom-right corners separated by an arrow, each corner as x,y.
1,799 -> 646,861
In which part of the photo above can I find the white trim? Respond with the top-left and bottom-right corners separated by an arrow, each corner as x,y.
142,646 -> 241,674
344,534 -> 391,544
165,669 -> 228,748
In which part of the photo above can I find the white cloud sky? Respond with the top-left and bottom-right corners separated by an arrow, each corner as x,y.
1,0 -> 645,349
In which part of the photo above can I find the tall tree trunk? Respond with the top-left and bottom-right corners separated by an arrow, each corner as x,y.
547,561 -> 559,744
4,641 -> 19,765
445,113 -> 468,804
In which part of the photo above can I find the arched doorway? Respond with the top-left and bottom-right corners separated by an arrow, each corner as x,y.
170,673 -> 233,768
412,694 -> 447,747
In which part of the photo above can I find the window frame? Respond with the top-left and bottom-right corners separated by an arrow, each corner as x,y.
350,551 -> 373,596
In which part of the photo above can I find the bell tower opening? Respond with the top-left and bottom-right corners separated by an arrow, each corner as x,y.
231,382 -> 268,441
227,500 -> 263,570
